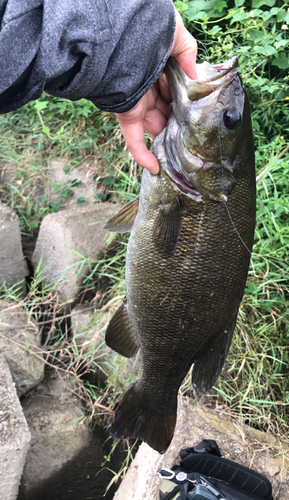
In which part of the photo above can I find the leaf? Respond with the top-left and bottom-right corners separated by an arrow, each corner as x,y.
209,25 -> 222,35
272,52 -> 289,69
274,39 -> 289,50
230,12 -> 250,24
34,100 -> 49,112
103,123 -> 114,132
80,139 -> 93,149
174,1 -> 189,13
253,45 -> 277,56
214,0 -> 226,12
247,29 -> 266,42
186,6 -> 206,21
261,7 -> 279,21
234,0 -> 245,6
188,0 -> 209,9
277,9 -> 289,23
95,192 -> 106,202
245,283 -> 259,294
252,0 -> 275,7
43,126 -> 50,134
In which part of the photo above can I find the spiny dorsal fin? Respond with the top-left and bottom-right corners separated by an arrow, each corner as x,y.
152,197 -> 182,256
103,196 -> 139,233
105,298 -> 139,358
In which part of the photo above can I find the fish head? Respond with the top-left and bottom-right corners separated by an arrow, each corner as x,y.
163,57 -> 252,202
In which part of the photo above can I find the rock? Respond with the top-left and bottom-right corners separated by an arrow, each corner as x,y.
32,203 -> 121,302
0,202 -> 29,295
113,397 -> 289,500
19,369 -> 91,495
0,355 -> 31,500
49,158 -> 96,208
0,302 -> 44,397
0,164 -> 12,186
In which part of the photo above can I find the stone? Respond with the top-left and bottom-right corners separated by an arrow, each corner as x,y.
49,158 -> 96,208
0,355 -> 31,500
19,369 -> 94,497
0,202 -> 29,295
0,301 -> 44,397
113,397 -> 289,500
32,203 -> 121,302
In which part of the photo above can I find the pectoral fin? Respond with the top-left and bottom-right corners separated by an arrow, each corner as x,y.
105,299 -> 139,358
191,318 -> 237,392
152,197 -> 182,256
103,196 -> 139,232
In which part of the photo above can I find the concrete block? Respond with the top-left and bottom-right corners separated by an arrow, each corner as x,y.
19,370 -> 92,496
0,202 -> 28,295
49,159 -> 96,208
32,202 -> 121,302
113,397 -> 289,500
0,301 -> 44,396
0,355 -> 31,500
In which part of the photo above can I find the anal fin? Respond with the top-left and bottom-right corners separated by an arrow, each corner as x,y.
105,299 -> 139,358
191,318 -> 237,392
103,196 -> 139,233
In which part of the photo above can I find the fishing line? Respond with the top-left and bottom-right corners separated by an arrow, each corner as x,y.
224,202 -> 252,256
195,39 -> 210,60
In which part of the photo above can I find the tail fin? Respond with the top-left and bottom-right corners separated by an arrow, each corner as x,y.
110,384 -> 177,454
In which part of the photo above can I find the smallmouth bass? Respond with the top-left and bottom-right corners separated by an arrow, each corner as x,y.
104,57 -> 256,453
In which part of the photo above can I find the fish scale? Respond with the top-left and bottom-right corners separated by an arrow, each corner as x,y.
104,56 -> 256,452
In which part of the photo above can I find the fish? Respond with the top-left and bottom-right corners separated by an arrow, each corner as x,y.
103,56 -> 256,453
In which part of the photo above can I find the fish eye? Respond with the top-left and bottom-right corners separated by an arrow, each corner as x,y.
223,108 -> 241,130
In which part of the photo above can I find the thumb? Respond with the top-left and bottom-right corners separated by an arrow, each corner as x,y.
170,10 -> 198,80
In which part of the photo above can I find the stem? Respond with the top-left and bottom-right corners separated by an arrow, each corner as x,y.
256,144 -> 289,183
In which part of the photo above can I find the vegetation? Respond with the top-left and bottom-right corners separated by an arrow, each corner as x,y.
0,0 -> 288,478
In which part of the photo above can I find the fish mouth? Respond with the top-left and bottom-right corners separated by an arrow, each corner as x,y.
165,158 -> 203,201
165,56 -> 239,103
161,56 -> 240,201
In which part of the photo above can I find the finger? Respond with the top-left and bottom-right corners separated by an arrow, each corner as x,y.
170,10 -> 198,80
144,108 -> 168,139
117,118 -> 159,174
158,72 -> 172,103
174,30 -> 198,80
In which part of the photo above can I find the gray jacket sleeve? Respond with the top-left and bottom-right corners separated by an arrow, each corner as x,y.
0,0 -> 176,113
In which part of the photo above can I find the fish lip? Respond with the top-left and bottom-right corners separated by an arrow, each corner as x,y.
165,56 -> 239,103
187,66 -> 239,102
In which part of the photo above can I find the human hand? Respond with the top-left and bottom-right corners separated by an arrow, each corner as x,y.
116,9 -> 197,174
